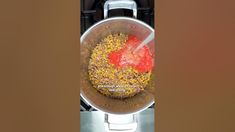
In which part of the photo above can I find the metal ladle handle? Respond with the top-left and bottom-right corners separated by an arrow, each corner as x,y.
104,0 -> 137,19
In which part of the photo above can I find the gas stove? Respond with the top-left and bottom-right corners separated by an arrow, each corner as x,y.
80,0 -> 155,111
81,0 -> 154,34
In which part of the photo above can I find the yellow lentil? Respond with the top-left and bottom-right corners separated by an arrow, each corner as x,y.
88,33 -> 152,99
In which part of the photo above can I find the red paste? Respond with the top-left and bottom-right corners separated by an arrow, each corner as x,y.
108,35 -> 153,73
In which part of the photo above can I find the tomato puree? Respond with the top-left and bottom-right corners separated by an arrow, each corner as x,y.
108,35 -> 153,73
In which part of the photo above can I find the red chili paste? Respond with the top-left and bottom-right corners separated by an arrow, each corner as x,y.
108,35 -> 153,73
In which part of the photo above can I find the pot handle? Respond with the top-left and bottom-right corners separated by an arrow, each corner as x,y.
104,113 -> 137,132
104,0 -> 137,19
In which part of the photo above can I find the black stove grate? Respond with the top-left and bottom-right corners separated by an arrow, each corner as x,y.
81,0 -> 154,34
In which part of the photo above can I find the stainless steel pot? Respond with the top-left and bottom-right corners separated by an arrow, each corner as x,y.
80,0 -> 155,131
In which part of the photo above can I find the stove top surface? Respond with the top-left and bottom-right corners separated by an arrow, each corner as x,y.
81,0 -> 154,33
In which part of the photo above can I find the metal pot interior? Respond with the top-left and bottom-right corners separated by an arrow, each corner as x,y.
80,17 -> 155,114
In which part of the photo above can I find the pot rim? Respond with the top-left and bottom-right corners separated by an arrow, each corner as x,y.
80,92 -> 155,115
80,17 -> 154,43
80,16 -> 155,115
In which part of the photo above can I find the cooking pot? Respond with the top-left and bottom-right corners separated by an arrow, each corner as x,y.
80,0 -> 155,131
